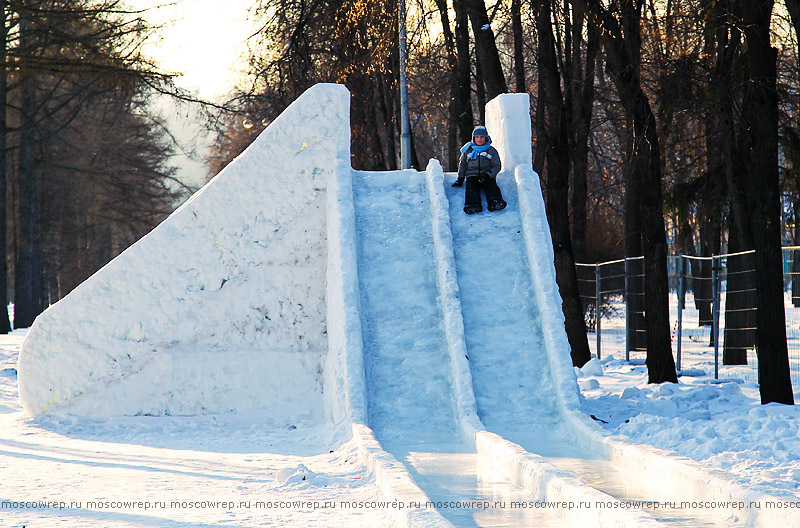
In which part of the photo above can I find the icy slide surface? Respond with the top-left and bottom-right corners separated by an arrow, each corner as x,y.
353,170 -> 562,527
353,169 -> 458,443
444,172 -> 559,436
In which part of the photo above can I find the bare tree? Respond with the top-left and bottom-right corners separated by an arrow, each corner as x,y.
457,0 -> 508,100
534,0 -> 591,368
5,0 -> 178,327
569,0 -> 677,383
732,0 -> 793,404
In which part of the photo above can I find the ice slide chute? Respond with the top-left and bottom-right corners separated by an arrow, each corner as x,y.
343,136 -> 665,525
351,168 -> 571,527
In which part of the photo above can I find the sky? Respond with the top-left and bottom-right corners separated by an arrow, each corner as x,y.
139,0 -> 256,99
135,0 -> 258,189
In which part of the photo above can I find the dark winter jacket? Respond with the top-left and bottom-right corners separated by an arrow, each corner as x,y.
455,144 -> 501,183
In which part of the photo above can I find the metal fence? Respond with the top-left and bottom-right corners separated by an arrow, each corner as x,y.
576,249 -> 800,387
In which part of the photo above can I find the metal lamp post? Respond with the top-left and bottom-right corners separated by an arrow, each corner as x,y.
399,0 -> 411,169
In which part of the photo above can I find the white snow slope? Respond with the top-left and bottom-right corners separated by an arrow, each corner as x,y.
17,84 -> 350,419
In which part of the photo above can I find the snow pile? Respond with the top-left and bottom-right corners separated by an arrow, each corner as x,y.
581,355 -> 800,499
18,83 -> 351,418
274,463 -> 334,488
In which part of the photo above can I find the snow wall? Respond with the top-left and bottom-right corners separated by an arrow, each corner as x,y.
17,84 -> 351,418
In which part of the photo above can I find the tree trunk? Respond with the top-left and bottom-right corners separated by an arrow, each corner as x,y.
621,0 -> 647,355
793,200 -> 800,307
722,215 -> 753,365
453,0 -> 474,144
434,0 -> 460,171
0,2 -> 11,333
569,18 -> 599,262
533,84 -> 547,176
636,92 -> 677,384
569,0 -> 676,383
14,13 -> 43,329
703,0 -> 754,361
474,51 -> 487,123
367,80 -> 388,171
375,73 -> 397,170
462,0 -> 508,100
736,0 -> 793,404
624,116 -> 647,354
536,0 -> 591,368
511,0 -> 526,93
675,216 -> 693,307
697,212 -> 720,330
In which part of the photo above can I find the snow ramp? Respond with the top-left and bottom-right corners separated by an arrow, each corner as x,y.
18,84 -> 350,418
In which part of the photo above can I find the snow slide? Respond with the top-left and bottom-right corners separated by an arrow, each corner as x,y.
351,168 -> 588,527
15,83 -> 792,527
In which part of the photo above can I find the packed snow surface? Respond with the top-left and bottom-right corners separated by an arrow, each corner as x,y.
353,169 -> 459,443
579,354 -> 800,502
445,170 -> 558,436
2,330 -> 394,527
17,84 -> 351,418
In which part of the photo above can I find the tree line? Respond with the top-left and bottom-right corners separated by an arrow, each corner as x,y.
210,0 -> 798,404
0,0 -> 187,331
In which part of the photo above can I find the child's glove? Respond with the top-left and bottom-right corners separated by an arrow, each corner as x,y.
452,179 -> 464,187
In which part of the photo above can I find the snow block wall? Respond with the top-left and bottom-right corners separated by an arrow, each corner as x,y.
485,93 -> 582,409
485,94 -> 533,170
17,84 -> 351,418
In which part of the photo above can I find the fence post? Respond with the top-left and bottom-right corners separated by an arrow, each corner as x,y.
712,255 -> 720,380
595,263 -> 601,360
677,256 -> 685,373
624,257 -> 631,361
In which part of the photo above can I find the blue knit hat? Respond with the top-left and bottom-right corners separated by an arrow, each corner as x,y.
472,125 -> 490,142
460,125 -> 492,159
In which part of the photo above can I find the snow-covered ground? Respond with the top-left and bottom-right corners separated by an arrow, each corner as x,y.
1,331 -> 399,528
580,296 -> 800,504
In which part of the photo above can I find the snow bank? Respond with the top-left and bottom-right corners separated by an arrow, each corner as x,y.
582,360 -> 800,527
18,83 -> 351,418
